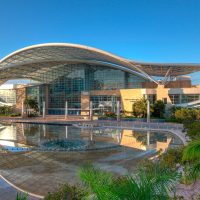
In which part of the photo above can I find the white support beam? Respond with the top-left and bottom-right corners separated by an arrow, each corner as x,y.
162,67 -> 172,85
90,101 -> 93,121
65,101 -> 68,119
42,101 -> 45,118
147,99 -> 150,123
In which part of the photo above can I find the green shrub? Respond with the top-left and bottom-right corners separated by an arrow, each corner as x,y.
104,111 -> 116,118
166,107 -> 200,124
27,113 -> 38,117
16,193 -> 28,200
185,122 -> 200,139
174,108 -> 196,123
159,147 -> 184,169
0,105 -> 13,115
44,184 -> 88,200
139,148 -> 184,170
10,113 -> 21,117
152,100 -> 165,118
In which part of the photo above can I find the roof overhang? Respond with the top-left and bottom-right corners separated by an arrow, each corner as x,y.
0,43 -> 200,85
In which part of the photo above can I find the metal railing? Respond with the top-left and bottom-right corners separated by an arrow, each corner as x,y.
84,120 -> 184,131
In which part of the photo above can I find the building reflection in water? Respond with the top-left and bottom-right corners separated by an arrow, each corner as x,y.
0,123 -> 182,153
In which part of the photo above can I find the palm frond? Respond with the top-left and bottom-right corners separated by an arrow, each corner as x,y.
190,160 -> 200,181
79,164 -> 180,200
79,165 -> 118,200
182,140 -> 200,162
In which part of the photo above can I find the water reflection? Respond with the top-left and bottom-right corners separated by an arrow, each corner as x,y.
0,123 -> 183,153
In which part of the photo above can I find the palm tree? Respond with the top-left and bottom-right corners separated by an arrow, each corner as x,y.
79,164 -> 180,200
132,98 -> 154,118
24,97 -> 39,114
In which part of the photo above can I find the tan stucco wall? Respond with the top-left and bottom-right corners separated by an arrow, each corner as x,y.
120,89 -> 144,112
156,85 -> 172,104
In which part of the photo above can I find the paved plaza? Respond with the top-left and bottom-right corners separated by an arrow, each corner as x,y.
0,146 -> 150,198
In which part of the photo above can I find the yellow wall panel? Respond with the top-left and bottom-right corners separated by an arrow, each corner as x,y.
120,89 -> 143,112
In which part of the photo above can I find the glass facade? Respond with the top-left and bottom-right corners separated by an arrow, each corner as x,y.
91,95 -> 121,114
26,85 -> 45,112
0,89 -> 16,104
169,94 -> 200,104
145,94 -> 157,104
26,64 -> 146,113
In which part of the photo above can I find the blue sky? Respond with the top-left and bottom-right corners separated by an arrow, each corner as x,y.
0,0 -> 200,83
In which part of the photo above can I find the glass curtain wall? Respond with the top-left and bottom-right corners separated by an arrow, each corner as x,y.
0,89 -> 16,104
26,64 -> 146,114
169,94 -> 200,104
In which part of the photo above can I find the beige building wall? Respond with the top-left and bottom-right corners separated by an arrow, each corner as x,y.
120,89 -> 144,112
196,85 -> 200,88
119,85 -> 200,112
155,85 -> 172,105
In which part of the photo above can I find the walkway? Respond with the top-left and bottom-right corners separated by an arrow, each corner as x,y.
176,180 -> 200,200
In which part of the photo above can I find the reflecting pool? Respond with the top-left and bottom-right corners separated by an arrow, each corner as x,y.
0,122 -> 183,197
0,122 -> 183,153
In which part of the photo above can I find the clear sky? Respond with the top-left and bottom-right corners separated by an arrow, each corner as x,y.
0,0 -> 200,83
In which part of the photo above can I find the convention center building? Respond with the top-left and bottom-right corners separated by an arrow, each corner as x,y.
0,43 -> 200,114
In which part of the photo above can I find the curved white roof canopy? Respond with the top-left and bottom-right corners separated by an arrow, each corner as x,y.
131,61 -> 200,77
0,43 -> 200,85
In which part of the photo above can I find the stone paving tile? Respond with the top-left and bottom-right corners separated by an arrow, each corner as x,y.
176,180 -> 200,200
3,148 -> 195,198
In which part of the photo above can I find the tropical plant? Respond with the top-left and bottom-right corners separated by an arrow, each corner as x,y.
183,140 -> 200,162
185,122 -> 200,139
181,162 -> 198,185
182,140 -> 200,182
79,164 -> 180,200
152,100 -> 165,118
174,108 -> 197,123
195,109 -> 200,121
24,97 -> 39,115
0,105 -> 13,115
166,107 -> 200,123
43,183 -> 89,200
132,98 -> 153,118
16,192 -> 28,200
158,147 -> 184,169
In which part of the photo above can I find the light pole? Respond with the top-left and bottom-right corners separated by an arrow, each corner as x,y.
42,101 -> 45,118
147,99 -> 150,123
21,100 -> 24,118
65,101 -> 68,119
117,101 -> 120,121
90,101 -> 93,121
